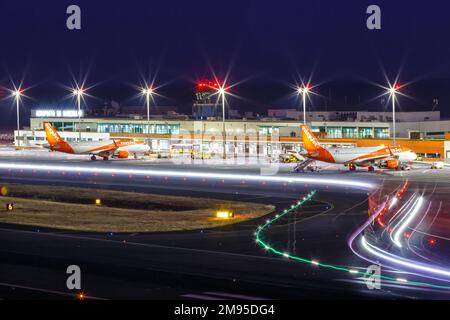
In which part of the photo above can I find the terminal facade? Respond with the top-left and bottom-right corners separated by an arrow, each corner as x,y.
14,108 -> 450,161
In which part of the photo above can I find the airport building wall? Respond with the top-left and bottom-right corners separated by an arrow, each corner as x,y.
14,130 -> 110,147
394,120 -> 450,139
15,116 -> 450,161
29,117 -> 392,139
266,110 -> 440,122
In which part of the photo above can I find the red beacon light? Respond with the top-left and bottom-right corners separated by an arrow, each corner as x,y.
197,80 -> 223,91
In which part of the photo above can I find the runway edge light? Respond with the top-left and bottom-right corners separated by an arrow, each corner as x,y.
6,203 -> 14,212
0,186 -> 8,196
216,210 -> 234,219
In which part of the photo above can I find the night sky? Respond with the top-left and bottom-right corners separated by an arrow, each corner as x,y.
1,1 -> 450,128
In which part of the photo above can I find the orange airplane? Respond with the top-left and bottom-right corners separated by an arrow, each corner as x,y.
300,125 -> 417,171
43,122 -> 150,160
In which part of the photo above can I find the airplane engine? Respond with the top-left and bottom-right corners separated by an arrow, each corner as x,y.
117,150 -> 129,158
386,159 -> 399,169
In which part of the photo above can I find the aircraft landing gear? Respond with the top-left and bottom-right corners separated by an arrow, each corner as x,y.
103,157 -> 109,161
349,164 -> 356,171
91,155 -> 97,161
368,166 -> 375,172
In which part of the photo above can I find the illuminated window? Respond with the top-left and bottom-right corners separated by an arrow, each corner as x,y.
358,127 -> 374,138
259,127 -> 272,136
426,153 -> 441,158
95,123 -> 180,134
374,127 -> 389,138
342,127 -> 357,138
326,127 -> 342,138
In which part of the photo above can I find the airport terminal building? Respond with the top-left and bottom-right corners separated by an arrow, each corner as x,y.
14,108 -> 450,161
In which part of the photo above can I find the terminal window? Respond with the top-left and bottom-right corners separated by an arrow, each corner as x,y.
98,123 -> 179,134
342,127 -> 357,138
358,127 -> 374,138
374,127 -> 389,138
259,127 -> 275,136
326,127 -> 342,138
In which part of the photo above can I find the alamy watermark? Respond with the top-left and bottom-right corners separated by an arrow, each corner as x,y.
66,264 -> 81,290
364,264 -> 381,290
366,5 -> 381,30
166,121 -> 283,176
66,5 -> 81,30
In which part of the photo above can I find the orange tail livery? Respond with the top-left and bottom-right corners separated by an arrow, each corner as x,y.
44,122 -> 75,153
300,125 -> 336,163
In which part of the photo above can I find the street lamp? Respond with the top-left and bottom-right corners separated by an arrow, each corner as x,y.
141,87 -> 154,134
72,87 -> 85,141
297,85 -> 311,125
12,88 -> 24,148
388,83 -> 400,146
217,85 -> 227,159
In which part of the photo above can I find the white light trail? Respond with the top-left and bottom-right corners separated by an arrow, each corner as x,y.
392,196 -> 423,247
384,193 -> 417,240
388,197 -> 398,210
361,236 -> 450,279
0,162 -> 375,189
388,193 -> 417,225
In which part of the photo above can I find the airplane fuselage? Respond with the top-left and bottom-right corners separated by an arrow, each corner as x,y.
319,146 -> 417,165
64,140 -> 149,155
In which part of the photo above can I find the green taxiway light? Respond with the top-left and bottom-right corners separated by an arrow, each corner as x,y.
255,190 -> 450,290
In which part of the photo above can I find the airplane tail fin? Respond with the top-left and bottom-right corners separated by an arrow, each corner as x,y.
43,122 -> 74,153
44,122 -> 63,145
301,125 -> 324,153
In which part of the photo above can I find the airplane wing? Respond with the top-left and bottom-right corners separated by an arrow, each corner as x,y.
351,153 -> 392,165
84,141 -> 119,156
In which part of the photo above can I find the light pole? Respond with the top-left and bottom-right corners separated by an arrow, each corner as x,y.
141,87 -> 153,134
12,89 -> 24,148
389,83 -> 400,146
297,85 -> 310,125
73,87 -> 85,141
218,86 -> 226,159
